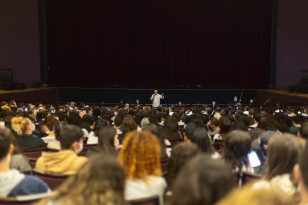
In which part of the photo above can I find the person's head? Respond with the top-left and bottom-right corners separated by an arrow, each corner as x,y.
118,131 -> 161,179
168,155 -> 234,205
97,127 -> 117,154
259,116 -> 278,131
114,114 -> 124,127
294,143 -> 308,199
37,154 -> 125,205
140,118 -> 150,128
122,115 -> 137,135
223,130 -> 251,170
293,115 -> 302,126
164,117 -> 179,132
167,143 -> 200,186
93,118 -> 109,136
46,114 -> 59,131
191,127 -> 214,154
11,116 -> 34,135
216,184 -> 292,205
142,123 -> 159,136
183,122 -> 199,142
266,133 -> 302,180
209,117 -> 219,129
0,126 -> 14,163
299,123 -> 308,145
219,116 -> 231,135
59,124 -> 84,153
154,89 -> 158,94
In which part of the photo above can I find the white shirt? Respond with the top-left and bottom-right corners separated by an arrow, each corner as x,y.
125,176 -> 167,205
150,94 -> 164,108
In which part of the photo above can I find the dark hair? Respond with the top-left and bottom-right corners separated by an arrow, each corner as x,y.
299,143 -> 308,186
300,123 -> 308,139
60,124 -> 83,149
293,115 -> 302,125
266,133 -> 302,180
122,115 -> 137,134
168,155 -> 234,205
96,127 -> 117,155
230,121 -> 248,132
219,116 -> 231,134
167,143 -> 200,186
191,127 -> 214,154
0,127 -> 12,161
249,128 -> 263,141
114,114 -> 124,127
210,117 -> 219,127
223,130 -> 251,171
93,118 -> 109,136
259,116 -> 278,131
142,124 -> 159,136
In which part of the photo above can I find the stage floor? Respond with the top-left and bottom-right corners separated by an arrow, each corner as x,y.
0,87 -> 307,105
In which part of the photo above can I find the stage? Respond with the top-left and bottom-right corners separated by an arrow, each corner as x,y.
0,87 -> 307,108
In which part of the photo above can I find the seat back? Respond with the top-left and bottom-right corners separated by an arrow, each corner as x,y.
213,139 -> 224,153
22,148 -> 46,168
128,195 -> 160,205
32,169 -> 70,190
0,193 -> 50,205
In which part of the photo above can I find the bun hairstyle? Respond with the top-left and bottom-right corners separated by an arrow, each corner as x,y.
11,117 -> 30,135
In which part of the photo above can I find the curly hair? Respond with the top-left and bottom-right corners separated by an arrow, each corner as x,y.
36,154 -> 125,205
118,131 -> 162,179
11,116 -> 31,135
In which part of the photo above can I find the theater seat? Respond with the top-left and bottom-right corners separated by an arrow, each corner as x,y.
0,192 -> 50,205
128,195 -> 159,205
32,169 -> 70,190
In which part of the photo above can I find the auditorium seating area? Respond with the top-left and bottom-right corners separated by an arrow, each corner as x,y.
0,100 -> 307,205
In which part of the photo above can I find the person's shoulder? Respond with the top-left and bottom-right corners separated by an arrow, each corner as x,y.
9,175 -> 50,196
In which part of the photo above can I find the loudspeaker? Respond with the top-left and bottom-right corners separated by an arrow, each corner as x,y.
1,68 -> 13,90
1,81 -> 12,90
1,69 -> 12,81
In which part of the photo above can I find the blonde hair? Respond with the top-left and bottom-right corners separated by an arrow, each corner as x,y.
216,185 -> 293,205
36,154 -> 126,205
11,117 -> 30,135
118,131 -> 162,179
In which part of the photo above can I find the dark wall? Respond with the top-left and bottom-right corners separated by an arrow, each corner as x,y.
276,0 -> 308,90
47,0 -> 273,88
0,0 -> 40,88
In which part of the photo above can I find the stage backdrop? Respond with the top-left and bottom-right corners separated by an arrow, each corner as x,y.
47,0 -> 273,88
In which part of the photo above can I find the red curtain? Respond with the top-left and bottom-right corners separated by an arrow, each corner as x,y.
47,0 -> 273,88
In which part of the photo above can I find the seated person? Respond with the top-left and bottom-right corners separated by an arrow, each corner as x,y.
0,127 -> 49,197
11,116 -> 46,150
35,124 -> 88,175
118,131 -> 167,204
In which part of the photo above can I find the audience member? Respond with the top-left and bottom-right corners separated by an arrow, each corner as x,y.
0,127 -> 49,197
167,154 -> 234,205
11,116 -> 46,149
118,131 -> 167,204
37,154 -> 125,205
35,124 -> 88,174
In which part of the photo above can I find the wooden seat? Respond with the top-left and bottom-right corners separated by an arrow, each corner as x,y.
0,192 -> 50,205
128,195 -> 160,205
32,169 -> 70,190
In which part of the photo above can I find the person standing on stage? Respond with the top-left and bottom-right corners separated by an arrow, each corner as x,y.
150,90 -> 164,108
